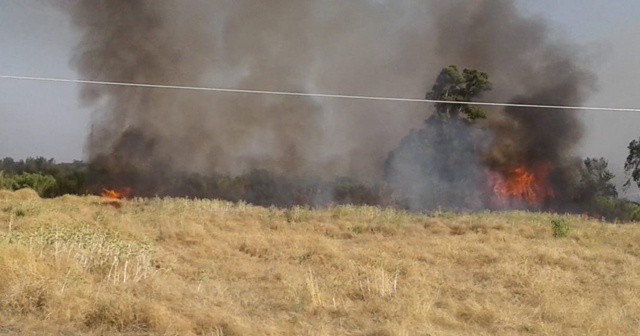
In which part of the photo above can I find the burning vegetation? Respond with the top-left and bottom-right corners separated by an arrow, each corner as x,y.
54,1 -> 637,218
101,187 -> 132,200
485,164 -> 554,210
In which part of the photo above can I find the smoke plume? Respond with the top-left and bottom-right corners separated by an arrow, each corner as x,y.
439,0 -> 594,206
387,0 -> 596,210
64,0 -> 430,185
63,0 -> 596,208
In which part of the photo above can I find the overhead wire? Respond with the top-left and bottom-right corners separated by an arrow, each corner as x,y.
1,74 -> 640,113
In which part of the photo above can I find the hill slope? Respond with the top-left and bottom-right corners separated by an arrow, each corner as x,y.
0,190 -> 639,335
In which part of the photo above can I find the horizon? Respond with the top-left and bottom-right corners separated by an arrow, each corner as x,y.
1,0 -> 639,199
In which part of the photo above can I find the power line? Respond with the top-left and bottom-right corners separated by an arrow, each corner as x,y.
2,74 -> 640,113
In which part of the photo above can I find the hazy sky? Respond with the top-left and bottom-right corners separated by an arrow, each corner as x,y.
519,0 -> 640,196
1,0 -> 639,194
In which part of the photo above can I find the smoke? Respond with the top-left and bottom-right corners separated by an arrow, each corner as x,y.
438,0 -> 595,203
63,0 -> 596,207
386,0 -> 596,210
63,0 -> 431,188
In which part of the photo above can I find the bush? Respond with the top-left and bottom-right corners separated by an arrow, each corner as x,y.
0,172 -> 57,197
551,218 -> 570,238
0,157 -> 88,197
333,178 -> 393,206
588,196 -> 640,222
0,171 -> 11,190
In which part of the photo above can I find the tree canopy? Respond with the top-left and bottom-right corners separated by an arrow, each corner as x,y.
426,65 -> 493,121
624,138 -> 640,190
579,157 -> 618,199
384,66 -> 493,210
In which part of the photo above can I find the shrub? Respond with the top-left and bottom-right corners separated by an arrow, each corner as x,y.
334,181 -> 382,206
0,171 -> 11,190
589,196 -> 640,222
7,173 -> 58,197
551,218 -> 570,238
284,206 -> 314,223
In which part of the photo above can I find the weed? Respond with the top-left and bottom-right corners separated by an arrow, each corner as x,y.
0,223 -> 155,283
351,225 -> 365,234
551,218 -> 571,238
331,206 -> 349,219
284,206 -> 314,223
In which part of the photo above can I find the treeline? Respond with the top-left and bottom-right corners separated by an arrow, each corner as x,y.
0,157 -> 393,207
1,155 -> 640,222
0,157 -> 87,197
568,158 -> 640,222
4,67 -> 638,221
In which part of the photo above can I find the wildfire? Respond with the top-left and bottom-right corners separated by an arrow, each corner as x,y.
101,187 -> 133,200
486,163 -> 554,209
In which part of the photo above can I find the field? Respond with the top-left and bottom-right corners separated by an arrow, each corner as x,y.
0,189 -> 639,335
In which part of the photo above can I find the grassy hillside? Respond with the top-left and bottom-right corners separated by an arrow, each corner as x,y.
0,189 -> 639,335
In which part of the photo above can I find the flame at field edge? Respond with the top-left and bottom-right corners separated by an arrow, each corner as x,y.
101,187 -> 133,200
485,163 -> 554,209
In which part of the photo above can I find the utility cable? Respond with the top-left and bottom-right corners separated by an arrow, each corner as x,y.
1,74 -> 640,113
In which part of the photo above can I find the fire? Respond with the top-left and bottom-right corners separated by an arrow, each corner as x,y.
101,187 -> 133,200
486,163 -> 554,209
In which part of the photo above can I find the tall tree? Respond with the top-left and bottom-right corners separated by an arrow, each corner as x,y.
384,66 -> 492,210
426,65 -> 492,121
578,157 -> 617,199
624,137 -> 640,190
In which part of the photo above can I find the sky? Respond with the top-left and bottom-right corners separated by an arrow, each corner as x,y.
1,0 -> 639,195
518,0 -> 640,195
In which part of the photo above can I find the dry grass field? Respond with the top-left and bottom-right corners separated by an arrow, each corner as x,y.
0,189 -> 639,335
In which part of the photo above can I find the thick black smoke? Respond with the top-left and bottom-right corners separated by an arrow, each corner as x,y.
63,0 -> 430,188
63,0 -> 595,208
387,0 -> 596,210
443,0 -> 594,204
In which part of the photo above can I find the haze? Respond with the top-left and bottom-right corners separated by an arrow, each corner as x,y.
1,0 -> 639,198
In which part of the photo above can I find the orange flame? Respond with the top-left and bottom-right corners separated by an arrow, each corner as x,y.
101,187 -> 133,200
486,163 -> 554,209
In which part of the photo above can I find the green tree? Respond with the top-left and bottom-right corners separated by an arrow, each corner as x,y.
0,171 -> 11,190
426,65 -> 493,121
384,66 -> 492,210
624,137 -> 640,190
5,173 -> 58,196
0,158 -> 17,173
578,157 -> 618,199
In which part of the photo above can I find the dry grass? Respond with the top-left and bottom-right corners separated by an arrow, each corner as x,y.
0,189 -> 639,335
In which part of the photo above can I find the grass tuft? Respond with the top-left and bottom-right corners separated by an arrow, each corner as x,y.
551,218 -> 571,238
